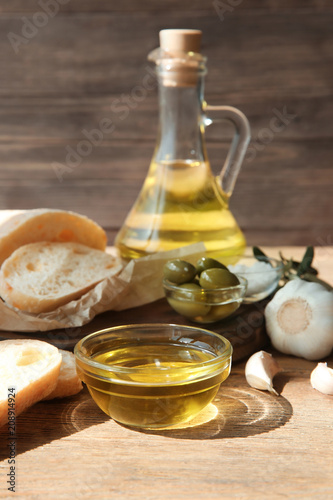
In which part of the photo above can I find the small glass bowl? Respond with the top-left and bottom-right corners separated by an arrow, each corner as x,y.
228,256 -> 284,303
163,276 -> 247,324
74,324 -> 232,430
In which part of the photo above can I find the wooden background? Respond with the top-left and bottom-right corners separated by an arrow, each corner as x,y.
0,1 -> 332,247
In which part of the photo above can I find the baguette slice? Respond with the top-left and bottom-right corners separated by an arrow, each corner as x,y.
0,242 -> 121,314
0,209 -> 107,267
44,350 -> 83,400
0,339 -> 62,428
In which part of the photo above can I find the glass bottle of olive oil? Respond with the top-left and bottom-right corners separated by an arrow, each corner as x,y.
115,29 -> 250,262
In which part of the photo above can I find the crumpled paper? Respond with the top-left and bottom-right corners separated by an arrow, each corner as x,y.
0,243 -> 206,332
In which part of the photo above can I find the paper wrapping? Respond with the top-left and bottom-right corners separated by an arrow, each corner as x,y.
0,243 -> 206,332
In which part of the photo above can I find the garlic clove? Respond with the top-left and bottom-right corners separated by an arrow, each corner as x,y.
310,362 -> 333,395
245,350 -> 282,396
265,278 -> 333,361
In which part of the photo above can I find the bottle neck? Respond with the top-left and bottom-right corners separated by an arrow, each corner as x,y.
154,76 -> 207,164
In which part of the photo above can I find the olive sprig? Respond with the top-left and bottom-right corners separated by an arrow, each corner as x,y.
253,246 -> 333,291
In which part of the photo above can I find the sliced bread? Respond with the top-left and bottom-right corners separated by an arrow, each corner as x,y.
44,349 -> 83,400
0,241 -> 121,314
0,339 -> 62,428
0,209 -> 107,267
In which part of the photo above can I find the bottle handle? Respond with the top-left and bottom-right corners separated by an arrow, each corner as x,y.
205,105 -> 251,196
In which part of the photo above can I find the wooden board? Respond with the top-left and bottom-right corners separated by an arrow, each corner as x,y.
0,298 -> 268,363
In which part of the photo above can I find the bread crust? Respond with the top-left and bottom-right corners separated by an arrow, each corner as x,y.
44,350 -> 83,400
0,209 -> 107,266
0,339 -> 62,428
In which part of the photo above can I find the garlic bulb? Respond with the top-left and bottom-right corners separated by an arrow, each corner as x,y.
245,350 -> 281,395
265,278 -> 333,360
310,363 -> 333,395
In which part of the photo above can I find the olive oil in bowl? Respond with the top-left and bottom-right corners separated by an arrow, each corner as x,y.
75,324 -> 232,429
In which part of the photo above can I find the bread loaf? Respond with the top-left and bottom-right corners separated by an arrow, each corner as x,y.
44,349 -> 83,400
0,339 -> 62,428
0,209 -> 107,267
0,241 -> 121,314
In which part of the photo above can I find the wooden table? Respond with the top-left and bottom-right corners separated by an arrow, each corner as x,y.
0,246 -> 332,499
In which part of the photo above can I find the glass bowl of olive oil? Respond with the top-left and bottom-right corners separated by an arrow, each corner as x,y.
74,324 -> 232,429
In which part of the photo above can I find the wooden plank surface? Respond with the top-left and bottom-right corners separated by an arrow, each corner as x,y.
0,246 -> 332,499
1,12 -> 331,97
1,1 -> 332,13
1,352 -> 333,500
0,1 -> 332,247
0,140 -> 331,246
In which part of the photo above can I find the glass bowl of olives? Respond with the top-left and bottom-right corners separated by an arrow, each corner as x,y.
163,257 -> 247,324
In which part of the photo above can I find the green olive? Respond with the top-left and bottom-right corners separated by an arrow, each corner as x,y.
178,282 -> 202,294
199,268 -> 240,289
196,257 -> 228,275
167,298 -> 211,320
163,259 -> 197,285
172,282 -> 204,302
167,282 -> 210,319
208,302 -> 240,320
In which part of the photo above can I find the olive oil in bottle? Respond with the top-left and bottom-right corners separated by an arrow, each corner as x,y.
115,159 -> 246,260
115,29 -> 250,261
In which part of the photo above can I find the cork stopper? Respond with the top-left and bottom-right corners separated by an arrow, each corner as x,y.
159,29 -> 202,54
155,29 -> 205,87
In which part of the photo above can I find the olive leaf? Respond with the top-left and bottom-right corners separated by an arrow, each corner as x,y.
289,260 -> 318,276
253,246 -> 268,261
301,272 -> 333,291
296,246 -> 314,277
252,245 -> 332,291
